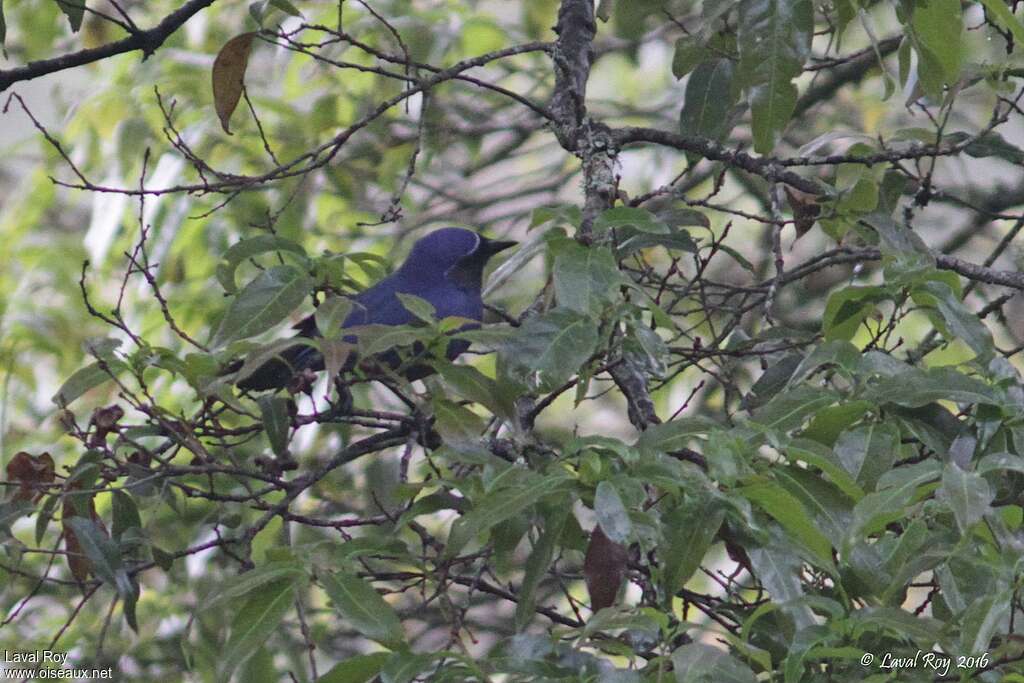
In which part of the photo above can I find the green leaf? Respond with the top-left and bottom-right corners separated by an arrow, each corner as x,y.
529,204 -> 582,230
835,159 -> 880,214
802,401 -> 872,448
937,463 -> 993,534
65,517 -> 131,595
35,495 -> 59,545
212,265 -> 313,348
739,479 -> 834,568
502,308 -> 600,389
951,130 -> 1024,164
679,59 -> 738,142
0,0 -> 6,47
515,505 -> 570,631
787,340 -> 860,388
750,386 -> 837,433
661,501 -> 724,596
672,37 -> 705,79
787,438 -> 866,501
774,466 -> 853,541
446,471 -> 574,557
435,363 -> 514,420
318,653 -> 390,683
593,207 -> 670,235
220,578 -> 296,679
320,571 -> 404,646
747,354 -> 803,408
315,296 -> 354,338
833,423 -> 899,492
258,395 -> 291,457
552,241 -> 623,316
53,0 -> 84,32
268,0 -> 302,16
396,292 -> 437,323
432,397 -> 486,446
864,367 -> 999,408
911,0 -> 962,96
111,490 -> 141,542
232,338 -> 316,387
959,590 -> 1011,655
52,360 -> 126,407
912,280 -> 994,361
216,235 -> 307,294
381,651 -> 435,683
978,0 -> 1024,45
738,0 -> 813,152
747,542 -> 816,627
671,643 -> 758,683
822,286 -> 886,341
357,324 -> 426,356
594,480 -> 632,544
203,559 -> 305,611
616,228 -> 700,256
851,606 -> 943,648
849,461 -> 941,539
750,80 -> 798,154
634,416 -> 718,455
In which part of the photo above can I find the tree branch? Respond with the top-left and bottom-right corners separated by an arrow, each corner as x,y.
613,126 -> 825,195
0,0 -> 218,93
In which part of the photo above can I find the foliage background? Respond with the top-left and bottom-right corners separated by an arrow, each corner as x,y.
1,0 -> 1024,681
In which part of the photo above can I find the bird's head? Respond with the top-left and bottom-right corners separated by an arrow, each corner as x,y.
400,227 -> 516,290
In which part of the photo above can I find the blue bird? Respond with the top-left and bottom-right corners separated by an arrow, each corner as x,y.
238,227 -> 516,391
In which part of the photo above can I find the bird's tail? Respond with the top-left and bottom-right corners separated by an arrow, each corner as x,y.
237,342 -> 324,391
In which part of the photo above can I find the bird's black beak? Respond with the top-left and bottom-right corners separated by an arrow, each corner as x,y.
481,238 -> 517,256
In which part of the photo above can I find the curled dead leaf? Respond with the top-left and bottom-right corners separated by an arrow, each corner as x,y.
7,451 -> 55,503
784,187 -> 821,243
89,403 -> 124,446
212,32 -> 257,135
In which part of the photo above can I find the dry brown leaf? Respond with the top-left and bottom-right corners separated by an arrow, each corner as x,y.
784,186 -> 821,243
7,451 -> 55,503
212,32 -> 257,135
583,525 -> 628,612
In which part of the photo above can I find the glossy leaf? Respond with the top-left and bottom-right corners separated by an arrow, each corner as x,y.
220,578 -> 296,678
833,423 -> 899,492
216,235 -> 307,294
212,265 -> 313,348
502,308 -> 600,389
911,0 -> 962,97
321,571 -> 404,646
593,207 -> 670,235
446,471 -> 573,557
52,361 -> 126,408
594,480 -> 632,544
515,505 -> 569,631
672,643 -> 758,683
53,0 -> 84,32
740,479 -> 834,567
318,653 -> 390,683
661,501 -> 724,596
937,463 -> 993,534
679,59 -> 737,142
552,241 -> 623,316
258,395 -> 291,456
738,0 -> 813,152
